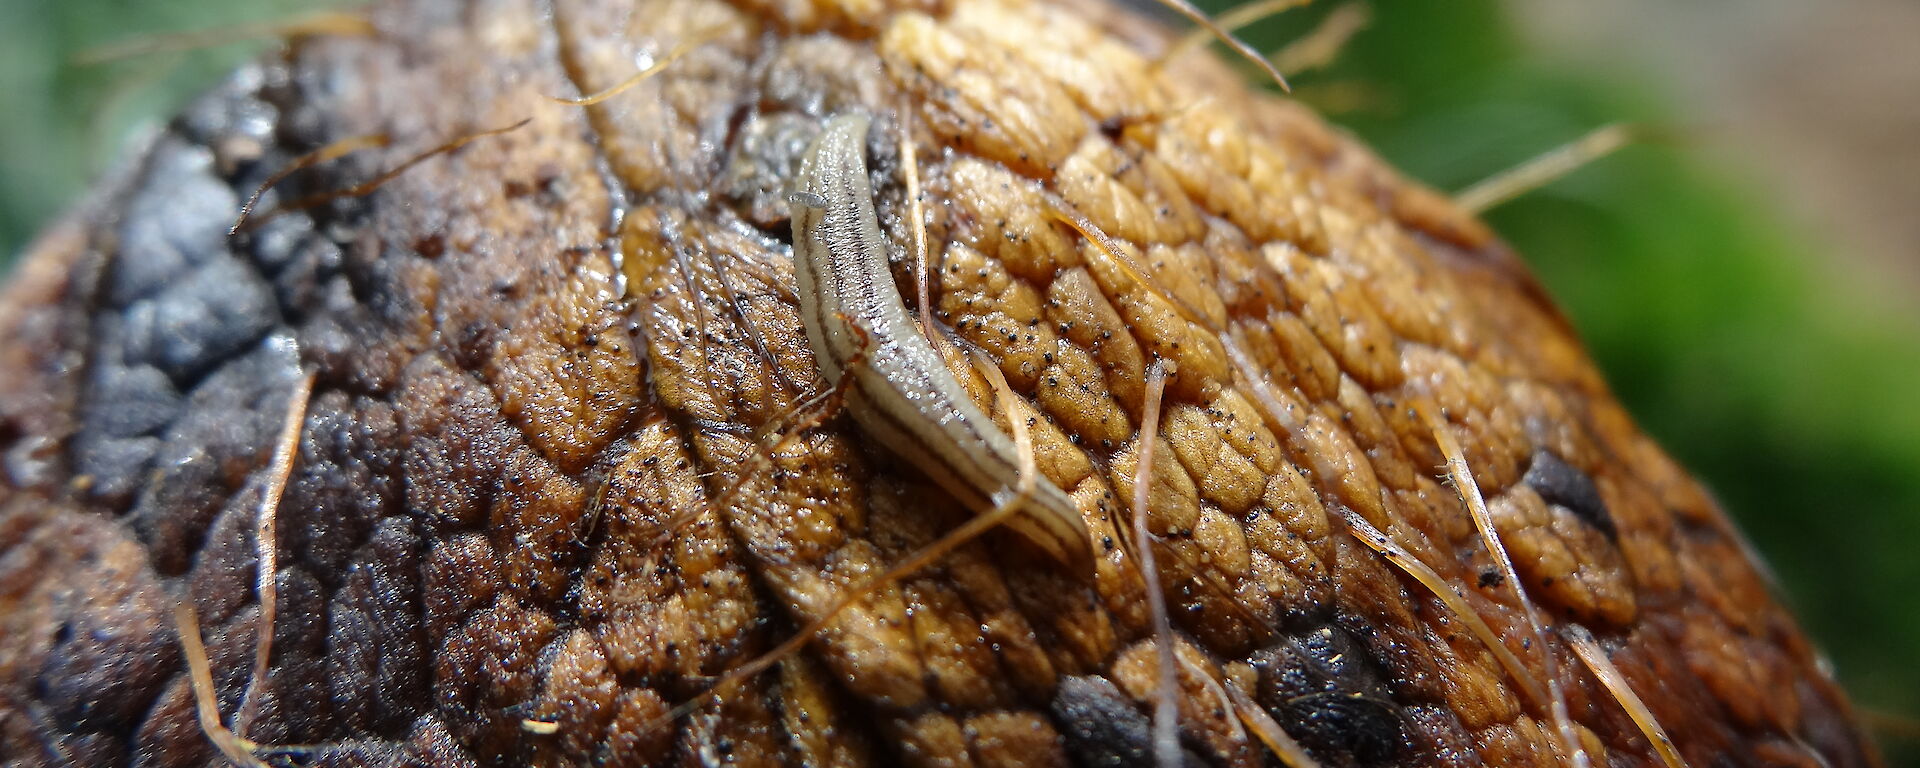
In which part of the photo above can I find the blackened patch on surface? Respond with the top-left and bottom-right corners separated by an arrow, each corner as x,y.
80,362 -> 182,439
107,138 -> 239,307
1522,449 -> 1616,540
1251,627 -> 1407,767
124,336 -> 304,575
119,251 -> 278,385
1050,675 -> 1207,768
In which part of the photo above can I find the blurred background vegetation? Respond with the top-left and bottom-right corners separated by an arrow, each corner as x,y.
3,0 -> 1916,762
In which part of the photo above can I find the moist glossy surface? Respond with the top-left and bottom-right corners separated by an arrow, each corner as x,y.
0,0 -> 1873,765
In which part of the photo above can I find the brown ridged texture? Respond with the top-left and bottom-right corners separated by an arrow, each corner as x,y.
0,0 -> 1875,766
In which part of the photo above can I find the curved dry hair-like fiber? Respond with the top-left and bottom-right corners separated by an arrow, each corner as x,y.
1161,0 -> 1312,68
235,373 -> 315,737
1061,191 -> 1569,761
1455,123 -> 1633,213
175,603 -> 274,768
1224,679 -> 1324,768
176,604 -> 323,768
1146,0 -> 1293,93
1130,359 -> 1184,768
232,119 -> 533,234
1863,708 -> 1920,747
566,32 -> 779,436
1053,204 -> 1298,644
1175,643 -> 1253,750
521,312 -> 875,734
897,107 -> 939,344
758,316 -> 875,445
1050,198 -> 1514,768
553,27 -> 725,106
1798,738 -> 1841,768
1216,322 -> 1391,521
1339,513 -> 1552,710
1047,200 -> 1215,332
626,313 -> 877,548
671,220 -> 834,481
1564,624 -> 1691,768
173,374 -> 317,766
1137,502 -> 1290,646
1269,2 -> 1369,77
74,10 -> 374,66
1422,403 -> 1589,768
231,134 -> 392,236
647,344 -> 1050,731
697,222 -> 807,396
666,219 -> 726,431
1216,309 -> 1567,759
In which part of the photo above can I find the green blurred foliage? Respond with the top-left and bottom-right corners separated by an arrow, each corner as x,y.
3,0 -> 1917,761
0,0 -> 328,255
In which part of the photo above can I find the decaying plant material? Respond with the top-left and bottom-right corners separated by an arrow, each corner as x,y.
0,0 -> 1877,765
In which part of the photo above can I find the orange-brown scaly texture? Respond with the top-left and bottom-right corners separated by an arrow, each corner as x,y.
0,0 -> 1874,765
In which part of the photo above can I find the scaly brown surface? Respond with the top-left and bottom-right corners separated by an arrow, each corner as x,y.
0,0 -> 1875,765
